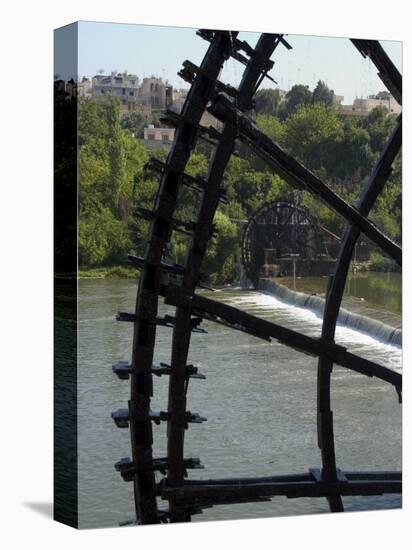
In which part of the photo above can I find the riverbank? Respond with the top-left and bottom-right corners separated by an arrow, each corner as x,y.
54,266 -> 138,279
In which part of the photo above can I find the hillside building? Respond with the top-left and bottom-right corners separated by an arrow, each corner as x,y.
92,72 -> 141,114
143,124 -> 175,150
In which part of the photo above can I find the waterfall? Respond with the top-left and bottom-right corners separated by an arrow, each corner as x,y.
259,279 -> 402,347
239,265 -> 254,289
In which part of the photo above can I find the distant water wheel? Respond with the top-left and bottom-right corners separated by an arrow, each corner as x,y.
111,32 -> 402,525
240,200 -> 327,288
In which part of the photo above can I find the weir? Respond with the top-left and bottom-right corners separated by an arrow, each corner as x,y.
258,278 -> 402,347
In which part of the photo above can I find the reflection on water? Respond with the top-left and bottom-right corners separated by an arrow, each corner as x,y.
280,271 -> 401,315
345,271 -> 401,314
77,279 -> 401,529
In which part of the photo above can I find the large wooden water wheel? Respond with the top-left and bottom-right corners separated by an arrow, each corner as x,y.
241,200 -> 328,287
110,31 -> 402,524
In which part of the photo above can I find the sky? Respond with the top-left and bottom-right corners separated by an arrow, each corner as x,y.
74,21 -> 402,105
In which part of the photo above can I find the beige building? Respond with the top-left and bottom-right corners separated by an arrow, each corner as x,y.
78,77 -> 92,97
143,124 -> 175,149
333,94 -> 344,106
171,88 -> 188,113
139,77 -> 173,110
339,92 -> 401,117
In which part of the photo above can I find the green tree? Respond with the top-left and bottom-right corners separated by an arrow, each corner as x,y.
282,103 -> 343,174
78,95 -> 151,266
120,111 -> 148,138
331,120 -> 374,182
254,88 -> 281,116
204,211 -> 239,284
78,207 -> 131,266
256,114 -> 284,143
118,132 -> 148,219
363,105 -> 396,153
369,150 -> 402,241
281,84 -> 312,118
76,85 -> 402,280
312,80 -> 334,106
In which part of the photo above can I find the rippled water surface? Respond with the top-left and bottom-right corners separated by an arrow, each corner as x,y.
77,279 -> 402,528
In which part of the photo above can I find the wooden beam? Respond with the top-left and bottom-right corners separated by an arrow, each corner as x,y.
158,477 -> 401,503
165,33 -> 287,523
126,31 -> 237,525
316,116 -> 402,512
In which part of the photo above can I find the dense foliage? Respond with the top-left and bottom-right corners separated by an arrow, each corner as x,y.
76,88 -> 401,282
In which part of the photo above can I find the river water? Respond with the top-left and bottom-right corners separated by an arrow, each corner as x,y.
279,272 -> 402,315
77,277 -> 402,529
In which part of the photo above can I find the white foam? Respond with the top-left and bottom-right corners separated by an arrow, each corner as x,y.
227,291 -> 402,373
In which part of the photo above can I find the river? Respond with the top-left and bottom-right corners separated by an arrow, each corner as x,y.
278,271 -> 402,315
77,276 -> 401,528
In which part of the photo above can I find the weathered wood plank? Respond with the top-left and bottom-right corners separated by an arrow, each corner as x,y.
160,470 -> 401,487
126,31 -> 237,525
158,477 -> 401,502
165,34 -> 289,523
